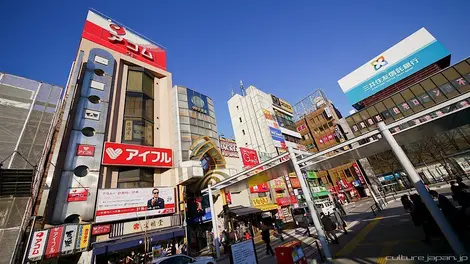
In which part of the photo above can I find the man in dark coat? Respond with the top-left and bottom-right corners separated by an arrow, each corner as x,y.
261,223 -> 274,255
320,212 -> 338,244
147,188 -> 165,210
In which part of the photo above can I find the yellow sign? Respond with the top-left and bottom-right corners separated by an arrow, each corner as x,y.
248,173 -> 269,188
79,224 -> 91,250
256,203 -> 279,211
252,197 -> 269,206
279,99 -> 293,113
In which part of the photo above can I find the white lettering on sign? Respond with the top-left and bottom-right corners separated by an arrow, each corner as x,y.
105,147 -> 172,163
94,55 -> 109,66
108,31 -> 154,60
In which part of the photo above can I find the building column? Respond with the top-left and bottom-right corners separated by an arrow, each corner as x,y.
208,185 -> 221,259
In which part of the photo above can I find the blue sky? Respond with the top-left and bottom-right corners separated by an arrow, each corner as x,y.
1,1 -> 469,138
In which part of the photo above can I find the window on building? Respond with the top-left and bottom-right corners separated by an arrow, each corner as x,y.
122,68 -> 154,146
118,167 -> 154,188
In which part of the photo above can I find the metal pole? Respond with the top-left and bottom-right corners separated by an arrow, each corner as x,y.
288,147 -> 332,260
377,122 -> 466,256
208,185 -> 220,259
21,216 -> 37,264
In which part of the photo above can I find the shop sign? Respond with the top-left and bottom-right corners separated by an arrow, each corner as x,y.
306,171 -> 318,179
124,120 -> 133,140
279,99 -> 293,113
239,147 -> 260,167
250,183 -> 269,193
82,10 -> 166,70
252,197 -> 269,207
273,179 -> 285,190
255,204 -> 279,211
296,124 -> 307,132
290,195 -> 298,204
76,224 -> 91,252
187,88 -> 209,115
44,226 -> 64,259
269,127 -> 286,148
67,188 -> 89,202
110,216 -> 173,238
95,187 -> 175,223
271,94 -> 281,107
327,134 -> 334,141
61,225 -> 78,255
263,109 -> 274,121
219,138 -> 239,158
92,224 -> 111,235
225,192 -> 232,205
352,163 -> 366,184
76,144 -> 95,156
102,142 -> 172,168
276,197 -> 292,206
322,136 -> 329,143
290,178 -> 301,189
28,230 -> 49,261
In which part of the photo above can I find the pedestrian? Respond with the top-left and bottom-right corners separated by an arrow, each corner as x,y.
261,223 -> 275,255
302,213 -> 311,237
171,242 -> 177,256
181,243 -> 187,255
274,217 -> 284,241
451,181 -> 470,209
221,230 -> 229,255
320,212 -> 339,244
456,176 -> 469,190
429,190 -> 464,232
400,195 -> 413,213
332,208 -> 348,235
334,198 -> 346,216
410,194 -> 439,242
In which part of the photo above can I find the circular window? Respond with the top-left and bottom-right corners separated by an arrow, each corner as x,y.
88,95 -> 101,104
94,69 -> 105,76
81,127 -> 95,137
74,165 -> 89,177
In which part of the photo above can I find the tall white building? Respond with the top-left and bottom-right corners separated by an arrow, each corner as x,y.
228,85 -> 303,161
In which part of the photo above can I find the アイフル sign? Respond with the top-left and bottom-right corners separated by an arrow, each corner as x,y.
102,142 -> 172,168
67,188 -> 89,202
44,226 -> 64,259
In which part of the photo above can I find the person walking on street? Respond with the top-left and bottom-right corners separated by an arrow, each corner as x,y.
334,198 -> 346,216
401,195 -> 413,213
456,176 -> 469,190
261,223 -> 275,255
332,208 -> 348,235
320,212 -> 338,244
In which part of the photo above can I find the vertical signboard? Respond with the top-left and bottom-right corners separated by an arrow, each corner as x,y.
76,224 -> 91,252
45,226 -> 64,258
28,230 -> 49,261
352,163 -> 366,185
61,225 -> 78,255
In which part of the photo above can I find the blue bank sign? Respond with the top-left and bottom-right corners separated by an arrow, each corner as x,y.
269,127 -> 285,147
338,28 -> 450,105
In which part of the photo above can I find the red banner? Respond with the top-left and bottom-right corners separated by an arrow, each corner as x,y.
290,195 -> 298,204
67,188 -> 89,202
239,147 -> 259,167
290,178 -> 301,189
102,142 -> 172,168
276,197 -> 292,206
250,183 -> 269,193
45,226 -> 64,258
225,192 -> 232,205
353,163 -> 366,184
76,144 -> 95,156
92,225 -> 111,235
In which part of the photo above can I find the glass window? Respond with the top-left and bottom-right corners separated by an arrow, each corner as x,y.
142,73 -> 154,98
118,167 -> 154,187
178,93 -> 187,102
127,70 -> 143,92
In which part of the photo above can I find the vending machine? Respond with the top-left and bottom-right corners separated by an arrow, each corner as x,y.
274,240 -> 307,264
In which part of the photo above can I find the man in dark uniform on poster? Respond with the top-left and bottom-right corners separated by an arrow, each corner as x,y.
147,188 -> 165,210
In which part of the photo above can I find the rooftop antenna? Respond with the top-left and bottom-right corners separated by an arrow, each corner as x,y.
240,80 -> 245,96
231,85 -> 235,97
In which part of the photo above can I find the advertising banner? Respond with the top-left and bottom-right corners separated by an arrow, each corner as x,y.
67,188 -> 89,202
28,230 -> 49,261
95,187 -> 175,223
249,183 -> 269,193
76,224 -> 91,252
82,11 -> 166,70
279,99 -> 293,113
110,216 -> 174,238
76,144 -> 95,156
263,109 -> 279,129
269,127 -> 286,148
338,28 -> 450,105
61,225 -> 78,255
219,138 -> 239,158
92,224 -> 111,235
187,88 -> 209,115
44,226 -> 64,258
252,197 -> 269,207
225,192 -> 232,205
290,178 -> 301,189
102,142 -> 172,168
271,94 -> 281,107
239,147 -> 260,167
352,163 -> 366,184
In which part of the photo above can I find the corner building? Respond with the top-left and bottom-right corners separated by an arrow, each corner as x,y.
32,11 -> 180,263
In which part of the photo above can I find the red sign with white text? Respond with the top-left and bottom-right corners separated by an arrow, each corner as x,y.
67,188 -> 89,202
76,144 -> 95,156
92,225 -> 111,235
290,178 -> 301,189
45,226 -> 64,259
250,183 -> 269,193
82,11 -> 166,70
352,163 -> 366,184
102,142 -> 173,168
28,230 -> 49,261
239,147 -> 260,167
276,197 -> 294,206
225,192 -> 232,205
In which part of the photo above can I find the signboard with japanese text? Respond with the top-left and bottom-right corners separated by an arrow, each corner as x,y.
82,10 -> 166,70
276,196 -> 297,206
28,230 -> 49,261
231,239 -> 257,264
219,138 -> 239,158
95,187 -> 175,223
279,99 -> 293,113
352,163 -> 366,184
67,188 -> 89,202
187,88 -> 209,115
225,192 -> 232,204
252,197 -> 269,207
110,216 -> 174,238
239,147 -> 260,167
61,225 -> 78,255
76,144 -> 95,156
76,224 -> 91,252
44,226 -> 64,259
338,28 -> 450,105
263,109 -> 279,128
92,224 -> 111,235
102,142 -> 173,168
269,127 -> 286,148
249,183 -> 269,193
290,178 -> 301,189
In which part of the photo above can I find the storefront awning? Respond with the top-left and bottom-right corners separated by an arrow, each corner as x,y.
93,226 -> 184,255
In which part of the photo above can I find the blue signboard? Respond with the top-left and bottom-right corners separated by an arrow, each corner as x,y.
345,41 -> 450,105
269,127 -> 285,142
187,88 -> 209,115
